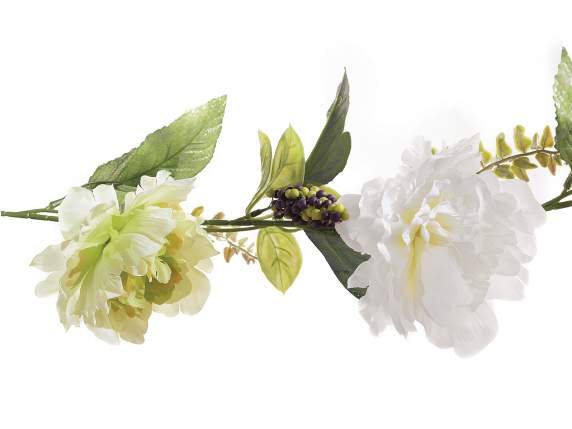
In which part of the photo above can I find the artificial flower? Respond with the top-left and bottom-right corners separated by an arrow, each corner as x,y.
31,171 -> 217,344
336,136 -> 546,356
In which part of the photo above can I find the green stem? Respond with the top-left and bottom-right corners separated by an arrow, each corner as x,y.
202,218 -> 311,229
233,206 -> 272,222
542,170 -> 572,211
477,149 -> 559,174
1,210 -> 59,222
205,226 -> 263,233
544,200 -> 572,211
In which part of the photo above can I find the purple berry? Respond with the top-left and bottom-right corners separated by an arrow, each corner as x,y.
327,194 -> 337,202
294,198 -> 307,211
330,212 -> 342,223
307,196 -> 318,207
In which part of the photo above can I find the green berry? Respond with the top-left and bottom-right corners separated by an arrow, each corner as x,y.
310,208 -> 322,221
341,211 -> 350,221
285,188 -> 300,199
300,186 -> 309,197
332,203 -> 345,213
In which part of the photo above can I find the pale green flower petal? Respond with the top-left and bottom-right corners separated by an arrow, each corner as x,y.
179,267 -> 210,315
107,233 -> 163,276
31,244 -> 66,272
68,248 -> 123,324
195,258 -> 213,274
35,272 -> 62,297
109,301 -> 151,344
155,259 -> 172,284
87,309 -> 120,345
181,235 -> 219,266
152,302 -> 179,318
121,206 -> 176,244
57,290 -> 80,330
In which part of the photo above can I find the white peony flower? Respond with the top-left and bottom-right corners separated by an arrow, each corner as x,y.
336,136 -> 546,356
31,171 -> 218,344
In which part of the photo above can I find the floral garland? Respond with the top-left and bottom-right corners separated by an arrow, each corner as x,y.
2,48 -> 572,356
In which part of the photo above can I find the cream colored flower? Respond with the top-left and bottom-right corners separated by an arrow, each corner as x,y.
336,136 -> 545,356
31,171 -> 218,344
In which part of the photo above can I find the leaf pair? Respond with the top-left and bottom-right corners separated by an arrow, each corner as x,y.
245,127 -> 305,214
246,128 -> 306,294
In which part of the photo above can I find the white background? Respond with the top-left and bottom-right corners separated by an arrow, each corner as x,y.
1,1 -> 571,428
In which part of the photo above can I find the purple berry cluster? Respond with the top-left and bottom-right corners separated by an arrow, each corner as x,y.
270,184 -> 349,227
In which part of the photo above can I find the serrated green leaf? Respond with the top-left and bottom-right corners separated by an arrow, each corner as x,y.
305,71 -> 351,185
496,133 -> 512,158
245,131 -> 273,214
305,229 -> 369,299
554,47 -> 572,165
513,157 -> 537,169
267,126 -> 305,191
257,227 -> 302,293
89,96 -> 227,187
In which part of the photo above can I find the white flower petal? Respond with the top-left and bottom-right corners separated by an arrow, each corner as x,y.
58,187 -> 96,239
92,184 -> 119,207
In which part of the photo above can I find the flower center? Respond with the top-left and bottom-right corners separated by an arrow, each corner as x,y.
399,181 -> 457,299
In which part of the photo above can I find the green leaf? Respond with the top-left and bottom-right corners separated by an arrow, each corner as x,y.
245,131 -> 273,214
88,95 -> 227,187
540,126 -> 555,148
305,229 -> 369,299
257,227 -> 302,293
267,126 -> 305,191
555,47 -> 572,165
514,125 -> 532,153
496,133 -> 512,158
510,164 -> 529,182
493,164 -> 515,179
305,71 -> 351,185
513,157 -> 537,169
